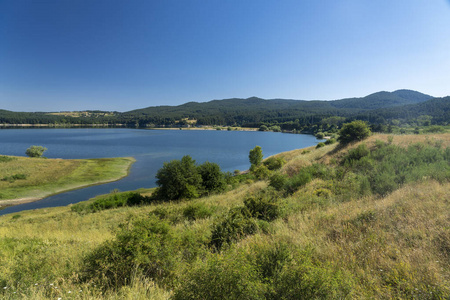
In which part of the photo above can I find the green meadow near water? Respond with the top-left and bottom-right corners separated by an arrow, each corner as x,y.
0,156 -> 134,205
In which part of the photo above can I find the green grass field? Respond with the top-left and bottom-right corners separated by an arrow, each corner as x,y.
0,155 -> 135,205
0,133 -> 448,299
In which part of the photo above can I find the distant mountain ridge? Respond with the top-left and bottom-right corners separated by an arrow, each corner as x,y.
125,89 -> 433,115
0,90 -> 447,127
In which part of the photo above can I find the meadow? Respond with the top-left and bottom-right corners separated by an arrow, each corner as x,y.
0,155 -> 135,206
0,133 -> 448,299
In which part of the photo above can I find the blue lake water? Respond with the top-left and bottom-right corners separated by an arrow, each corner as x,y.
0,128 -> 322,216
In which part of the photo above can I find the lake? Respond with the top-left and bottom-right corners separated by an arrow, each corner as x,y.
0,128 -> 322,216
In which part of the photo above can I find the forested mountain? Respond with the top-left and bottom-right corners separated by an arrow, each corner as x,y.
330,90 -> 432,110
119,89 -> 438,126
0,90 -> 447,128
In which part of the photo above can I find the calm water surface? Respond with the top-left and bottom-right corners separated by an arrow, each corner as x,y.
0,128 -> 322,215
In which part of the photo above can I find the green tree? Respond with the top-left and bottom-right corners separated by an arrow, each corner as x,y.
259,125 -> 269,131
25,145 -> 47,158
197,161 -> 226,194
249,146 -> 263,166
338,121 -> 371,144
155,155 -> 202,200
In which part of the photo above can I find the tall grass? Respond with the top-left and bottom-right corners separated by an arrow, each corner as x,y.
0,133 -> 449,299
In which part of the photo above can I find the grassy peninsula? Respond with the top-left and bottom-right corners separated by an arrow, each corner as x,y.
0,133 -> 449,299
0,156 -> 135,207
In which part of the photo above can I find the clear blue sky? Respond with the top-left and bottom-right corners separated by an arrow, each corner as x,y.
1,0 -> 450,112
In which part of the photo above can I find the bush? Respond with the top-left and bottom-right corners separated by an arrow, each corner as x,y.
0,156 -> 15,162
81,216 -> 177,288
315,132 -> 325,139
25,145 -> 47,158
263,156 -> 286,171
283,171 -> 312,195
316,142 -> 325,148
249,146 -> 263,166
269,173 -> 287,191
244,190 -> 281,222
251,164 -> 270,180
71,192 -> 150,214
155,155 -> 203,200
210,207 -> 258,251
2,173 -> 27,183
155,156 -> 229,200
341,144 -> 370,166
269,125 -> 281,132
197,161 -> 226,194
338,120 -> 371,144
324,138 -> 336,145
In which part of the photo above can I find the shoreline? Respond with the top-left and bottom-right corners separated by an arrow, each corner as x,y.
0,157 -> 135,209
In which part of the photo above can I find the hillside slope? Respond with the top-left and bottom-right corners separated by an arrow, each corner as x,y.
0,133 -> 448,299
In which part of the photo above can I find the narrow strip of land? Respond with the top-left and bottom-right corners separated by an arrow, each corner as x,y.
0,156 -> 135,207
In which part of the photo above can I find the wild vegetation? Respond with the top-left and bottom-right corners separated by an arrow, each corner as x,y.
0,155 -> 134,205
0,129 -> 448,299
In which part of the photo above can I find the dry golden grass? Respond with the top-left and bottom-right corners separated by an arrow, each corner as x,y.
262,180 -> 450,298
1,133 -> 448,299
317,132 -> 450,165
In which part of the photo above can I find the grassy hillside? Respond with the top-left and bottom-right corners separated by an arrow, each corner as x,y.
0,133 -> 448,299
0,156 -> 135,206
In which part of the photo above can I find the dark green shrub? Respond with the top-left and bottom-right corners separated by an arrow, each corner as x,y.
82,216 -> 177,288
183,202 -> 213,221
197,161 -> 226,194
263,156 -> 286,171
316,142 -> 325,148
249,146 -> 263,166
244,190 -> 281,222
269,173 -> 287,191
2,173 -> 27,182
210,207 -> 258,251
283,171 -> 312,195
155,155 -> 203,200
251,164 -> 270,180
341,144 -> 370,166
125,192 -> 151,206
324,138 -> 336,145
0,156 -> 15,162
71,192 -> 151,214
25,145 -> 47,158
338,120 -> 371,144
315,132 -> 325,139
269,125 -> 281,132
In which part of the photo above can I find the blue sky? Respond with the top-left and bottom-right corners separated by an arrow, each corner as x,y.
1,0 -> 450,112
